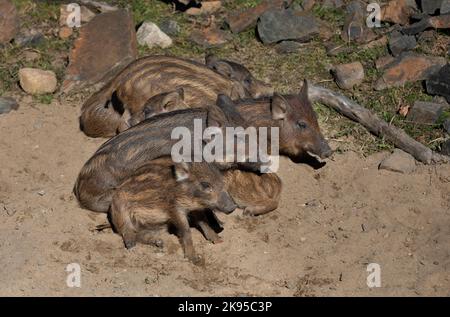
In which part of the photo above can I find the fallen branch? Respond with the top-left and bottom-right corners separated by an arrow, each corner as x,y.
308,85 -> 449,165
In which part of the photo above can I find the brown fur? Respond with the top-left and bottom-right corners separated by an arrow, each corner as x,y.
79,55 -> 272,138
110,156 -> 235,264
230,80 -> 332,159
224,170 -> 282,216
75,81 -> 331,218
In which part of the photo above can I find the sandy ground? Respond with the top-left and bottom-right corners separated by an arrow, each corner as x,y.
0,96 -> 449,297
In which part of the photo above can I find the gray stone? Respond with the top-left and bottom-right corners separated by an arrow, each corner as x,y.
420,0 -> 442,14
0,0 -> 19,44
442,0 -> 450,14
257,9 -> 318,44
441,139 -> 450,156
0,97 -> 19,114
426,64 -> 450,103
332,62 -> 365,90
159,20 -> 180,36
379,149 -> 416,174
407,101 -> 447,124
14,29 -> 45,47
389,31 -> 417,56
137,22 -> 172,48
443,119 -> 450,133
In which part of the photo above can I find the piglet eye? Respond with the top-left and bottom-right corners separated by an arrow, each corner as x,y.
200,182 -> 211,190
297,121 -> 307,130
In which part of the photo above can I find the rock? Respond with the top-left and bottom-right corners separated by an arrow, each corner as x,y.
136,22 -> 172,49
257,9 -> 318,44
190,26 -> 231,48
407,101 -> 448,124
388,31 -> 417,56
14,29 -> 45,47
19,68 -> 57,95
443,119 -> 450,133
375,53 -> 447,90
332,62 -> 364,90
402,13 -> 450,35
426,64 -> 450,103
375,55 -> 395,70
379,149 -> 416,174
442,0 -> 450,14
186,1 -> 221,15
0,0 -> 19,44
226,0 -> 289,33
276,41 -> 304,54
159,20 -> 180,36
433,95 -> 450,105
420,0 -> 442,15
341,1 -> 376,43
59,26 -> 73,39
441,139 -> 450,156
0,97 -> 19,114
381,0 -> 413,25
62,9 -> 137,92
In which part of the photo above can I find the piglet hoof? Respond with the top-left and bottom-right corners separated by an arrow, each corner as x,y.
211,237 -> 223,244
124,239 -> 137,250
242,207 -> 256,217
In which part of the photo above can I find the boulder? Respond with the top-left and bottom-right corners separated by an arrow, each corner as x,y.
375,53 -> 447,90
62,9 -> 137,92
257,9 -> 318,44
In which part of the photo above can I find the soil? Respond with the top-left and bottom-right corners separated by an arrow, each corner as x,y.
0,97 -> 449,296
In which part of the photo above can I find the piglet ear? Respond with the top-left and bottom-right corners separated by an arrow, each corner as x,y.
271,93 -> 289,120
299,79 -> 309,102
173,162 -> 190,182
206,55 -> 234,79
